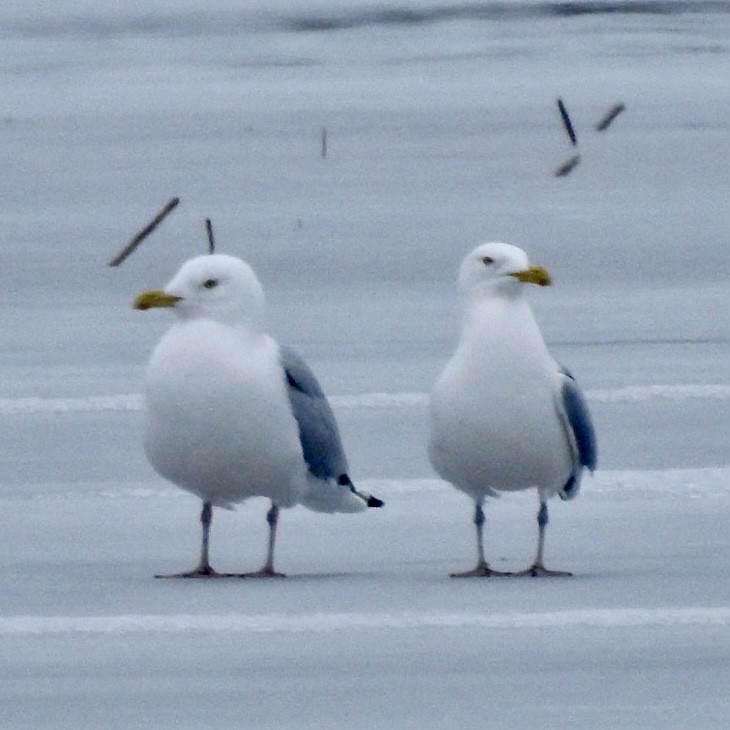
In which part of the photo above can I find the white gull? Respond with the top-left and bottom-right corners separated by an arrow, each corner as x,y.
429,243 -> 597,577
134,253 -> 382,578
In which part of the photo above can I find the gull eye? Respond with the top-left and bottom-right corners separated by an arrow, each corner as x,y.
202,279 -> 218,289
481,256 -> 494,265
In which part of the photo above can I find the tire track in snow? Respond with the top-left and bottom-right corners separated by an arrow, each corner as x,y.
1,607 -> 728,636
3,467 -> 729,502
1,384 -> 730,416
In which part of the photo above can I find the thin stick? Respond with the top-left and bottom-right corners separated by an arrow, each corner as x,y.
108,197 -> 180,267
595,102 -> 626,132
554,153 -> 581,177
557,98 -> 577,147
205,218 -> 215,254
321,127 -> 327,159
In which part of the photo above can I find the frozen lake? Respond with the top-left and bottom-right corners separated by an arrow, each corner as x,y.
1,1 -> 729,727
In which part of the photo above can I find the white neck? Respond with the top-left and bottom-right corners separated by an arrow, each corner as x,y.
460,294 -> 550,368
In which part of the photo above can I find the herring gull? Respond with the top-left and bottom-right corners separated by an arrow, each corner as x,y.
429,243 -> 597,577
134,253 -> 382,578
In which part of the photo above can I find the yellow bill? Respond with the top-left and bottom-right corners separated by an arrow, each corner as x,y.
134,290 -> 181,310
510,266 -> 551,287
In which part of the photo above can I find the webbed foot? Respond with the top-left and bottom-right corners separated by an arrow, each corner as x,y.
515,565 -> 572,577
451,563 -> 512,578
155,565 -> 225,579
238,567 -> 286,579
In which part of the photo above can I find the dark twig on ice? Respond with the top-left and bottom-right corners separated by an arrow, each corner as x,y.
205,218 -> 215,254
108,197 -> 180,267
554,154 -> 581,178
595,102 -> 626,132
321,127 -> 328,159
557,98 -> 577,147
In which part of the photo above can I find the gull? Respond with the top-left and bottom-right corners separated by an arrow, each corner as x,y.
429,243 -> 597,577
134,253 -> 382,578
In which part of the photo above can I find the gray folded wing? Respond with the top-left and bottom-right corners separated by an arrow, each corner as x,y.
556,366 -> 597,500
280,345 -> 349,482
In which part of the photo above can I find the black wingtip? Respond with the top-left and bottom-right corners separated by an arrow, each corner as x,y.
339,474 -> 384,508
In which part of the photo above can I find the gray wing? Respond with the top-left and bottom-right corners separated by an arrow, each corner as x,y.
280,345 -> 348,482
280,346 -> 383,511
556,367 -> 597,500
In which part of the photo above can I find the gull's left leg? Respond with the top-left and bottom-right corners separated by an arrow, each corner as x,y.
517,499 -> 572,577
451,500 -> 511,577
156,500 -> 225,578
242,502 -> 286,578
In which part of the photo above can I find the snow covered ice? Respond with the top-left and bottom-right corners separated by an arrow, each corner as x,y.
1,1 -> 729,727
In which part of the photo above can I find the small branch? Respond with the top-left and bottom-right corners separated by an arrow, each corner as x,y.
108,197 -> 180,267
595,102 -> 626,132
554,154 -> 581,177
321,127 -> 327,159
557,98 -> 578,147
205,218 -> 215,254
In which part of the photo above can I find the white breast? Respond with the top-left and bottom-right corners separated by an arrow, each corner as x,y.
429,298 -> 573,500
143,319 -> 307,508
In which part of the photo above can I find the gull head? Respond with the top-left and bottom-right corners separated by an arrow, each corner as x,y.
134,254 -> 266,327
457,242 -> 551,301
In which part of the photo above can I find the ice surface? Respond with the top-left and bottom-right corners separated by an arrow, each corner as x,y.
1,1 -> 729,727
